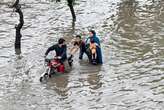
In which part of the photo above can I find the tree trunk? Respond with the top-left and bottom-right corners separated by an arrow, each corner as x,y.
10,0 -> 24,54
15,6 -> 24,51
67,0 -> 76,22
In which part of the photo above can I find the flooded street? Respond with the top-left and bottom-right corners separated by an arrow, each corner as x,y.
0,0 -> 164,110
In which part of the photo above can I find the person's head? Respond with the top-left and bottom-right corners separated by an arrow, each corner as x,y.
89,30 -> 96,37
58,38 -> 65,47
75,35 -> 81,42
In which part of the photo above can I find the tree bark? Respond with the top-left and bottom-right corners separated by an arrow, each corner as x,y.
10,0 -> 24,54
67,0 -> 76,22
15,6 -> 24,51
56,0 -> 61,2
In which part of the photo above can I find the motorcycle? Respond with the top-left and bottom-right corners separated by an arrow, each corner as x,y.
40,56 -> 73,82
40,57 -> 64,82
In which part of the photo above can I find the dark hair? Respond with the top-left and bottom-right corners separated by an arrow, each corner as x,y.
76,35 -> 81,39
74,41 -> 79,46
90,38 -> 94,43
89,30 -> 96,35
58,38 -> 65,44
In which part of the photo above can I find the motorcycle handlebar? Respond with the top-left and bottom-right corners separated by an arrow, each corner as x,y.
44,56 -> 61,62
54,56 -> 61,59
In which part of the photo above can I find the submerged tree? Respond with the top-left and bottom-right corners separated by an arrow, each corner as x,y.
56,0 -> 76,21
8,0 -> 75,54
10,0 -> 24,54
67,0 -> 76,21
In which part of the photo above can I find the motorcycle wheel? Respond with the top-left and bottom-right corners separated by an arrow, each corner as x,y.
39,77 -> 43,82
40,73 -> 48,82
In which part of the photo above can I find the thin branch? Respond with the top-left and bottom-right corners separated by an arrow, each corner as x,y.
15,5 -> 24,31
9,0 -> 19,8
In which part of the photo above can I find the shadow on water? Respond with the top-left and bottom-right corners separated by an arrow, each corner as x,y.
47,74 -> 69,97
15,48 -> 21,55
87,69 -> 102,90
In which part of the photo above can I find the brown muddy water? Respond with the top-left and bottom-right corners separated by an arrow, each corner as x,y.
0,0 -> 164,110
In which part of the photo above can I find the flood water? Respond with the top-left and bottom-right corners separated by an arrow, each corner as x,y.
0,0 -> 164,110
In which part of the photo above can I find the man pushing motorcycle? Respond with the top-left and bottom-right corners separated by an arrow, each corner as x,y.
44,38 -> 67,73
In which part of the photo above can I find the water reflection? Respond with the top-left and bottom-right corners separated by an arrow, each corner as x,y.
109,0 -> 164,109
87,66 -> 102,90
117,0 -> 138,38
47,74 -> 69,97
15,48 -> 21,55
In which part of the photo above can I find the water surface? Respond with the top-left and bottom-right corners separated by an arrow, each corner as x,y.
0,0 -> 164,110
